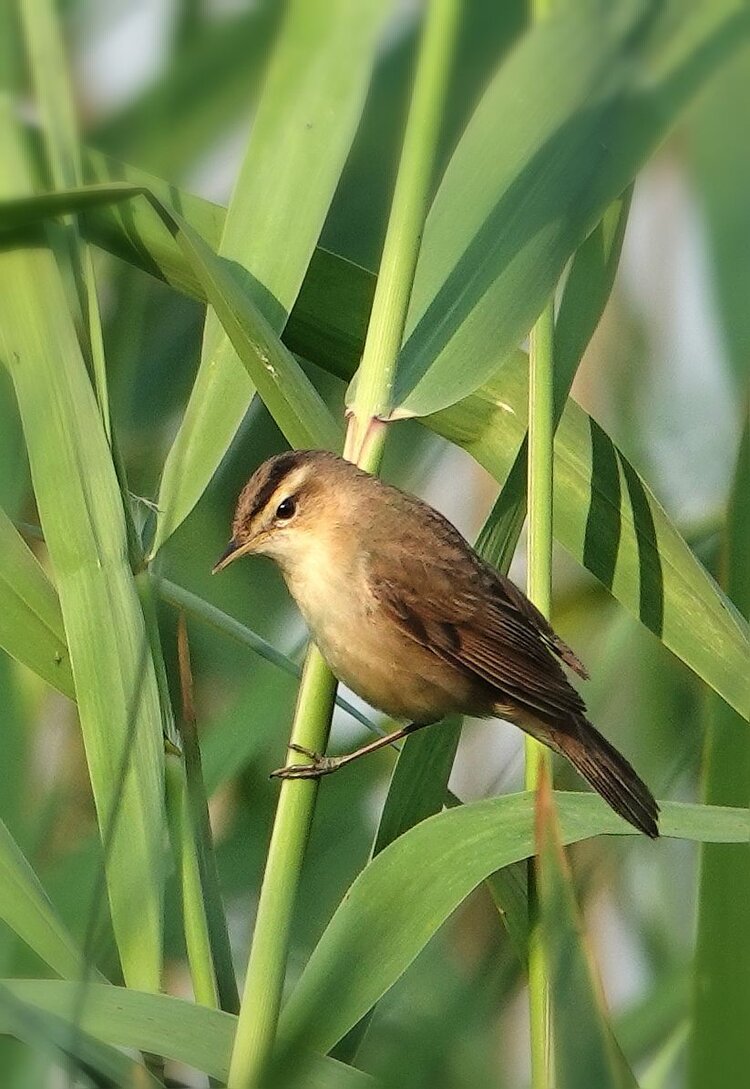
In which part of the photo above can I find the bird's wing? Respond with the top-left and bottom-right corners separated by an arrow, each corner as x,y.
367,535 -> 586,723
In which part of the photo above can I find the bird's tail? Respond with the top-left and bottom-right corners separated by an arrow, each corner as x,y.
549,718 -> 659,839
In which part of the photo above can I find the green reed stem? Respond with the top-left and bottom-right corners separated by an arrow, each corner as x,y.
164,756 -> 219,1009
526,294 -> 555,1089
226,647 -> 337,1087
227,5 -> 460,1085
348,0 -> 460,470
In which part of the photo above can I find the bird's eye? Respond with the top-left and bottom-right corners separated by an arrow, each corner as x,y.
275,497 -> 296,520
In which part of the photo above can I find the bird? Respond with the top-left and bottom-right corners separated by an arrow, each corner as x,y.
213,449 -> 659,838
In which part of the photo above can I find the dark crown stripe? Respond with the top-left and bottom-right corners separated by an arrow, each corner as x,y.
249,451 -> 305,520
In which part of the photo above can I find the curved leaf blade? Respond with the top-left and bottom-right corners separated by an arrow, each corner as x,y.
280,793 -> 747,1054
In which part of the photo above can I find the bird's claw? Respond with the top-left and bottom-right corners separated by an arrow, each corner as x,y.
270,744 -> 339,780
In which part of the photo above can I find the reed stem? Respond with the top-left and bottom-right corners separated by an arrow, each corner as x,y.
226,4 -> 460,1084
526,294 -> 555,1089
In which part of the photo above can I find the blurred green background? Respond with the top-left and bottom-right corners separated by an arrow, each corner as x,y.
0,2 -> 748,1087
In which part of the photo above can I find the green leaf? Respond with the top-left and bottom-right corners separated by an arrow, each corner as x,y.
690,408 -> 750,1087
280,793 -> 747,1055
78,147 -> 376,380
0,508 -> 72,697
0,182 -> 342,474
0,984 -> 161,1089
536,780 -> 638,1088
0,107 -> 166,991
152,0 -> 390,553
371,720 -> 462,858
392,0 -> 748,417
0,818 -> 101,982
0,981 -> 374,1087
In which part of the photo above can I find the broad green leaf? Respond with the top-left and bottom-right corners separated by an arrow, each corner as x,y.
280,793 -> 747,1055
332,720 -> 462,1065
152,0 -> 390,554
0,108 -> 165,991
429,357 -> 750,719
690,410 -> 750,1088
0,984 -> 160,1088
0,509 -> 72,696
536,779 -> 638,1088
0,982 -> 374,1088
0,819 -> 101,982
392,0 -> 748,416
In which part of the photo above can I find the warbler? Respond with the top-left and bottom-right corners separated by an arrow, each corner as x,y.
214,449 -> 658,837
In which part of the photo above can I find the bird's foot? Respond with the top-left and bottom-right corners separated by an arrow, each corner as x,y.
270,743 -> 341,780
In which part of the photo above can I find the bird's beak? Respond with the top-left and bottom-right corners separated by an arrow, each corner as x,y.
212,537 -> 245,574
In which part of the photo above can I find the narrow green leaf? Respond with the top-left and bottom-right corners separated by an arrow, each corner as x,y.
393,0 -> 748,416
0,819 -> 101,982
153,0 -> 390,553
0,981 -> 375,1088
0,108 -> 165,991
536,780 -> 638,1088
690,408 -> 750,1088
280,794 -> 747,1055
0,508 -> 72,696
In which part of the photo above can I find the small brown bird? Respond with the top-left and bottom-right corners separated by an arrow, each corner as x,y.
214,450 -> 659,838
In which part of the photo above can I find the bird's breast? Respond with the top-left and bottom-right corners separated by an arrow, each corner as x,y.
283,556 -> 484,723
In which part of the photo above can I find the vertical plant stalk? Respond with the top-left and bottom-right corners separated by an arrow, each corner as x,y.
176,614 -> 240,1014
525,7 -> 556,1085
227,649 -> 338,1087
346,0 -> 460,470
526,299 -> 555,1089
227,3 -> 460,1086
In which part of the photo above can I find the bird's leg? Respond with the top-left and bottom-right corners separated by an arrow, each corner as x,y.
270,721 -> 433,780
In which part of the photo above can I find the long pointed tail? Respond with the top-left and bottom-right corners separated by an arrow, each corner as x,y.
553,719 -> 659,838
